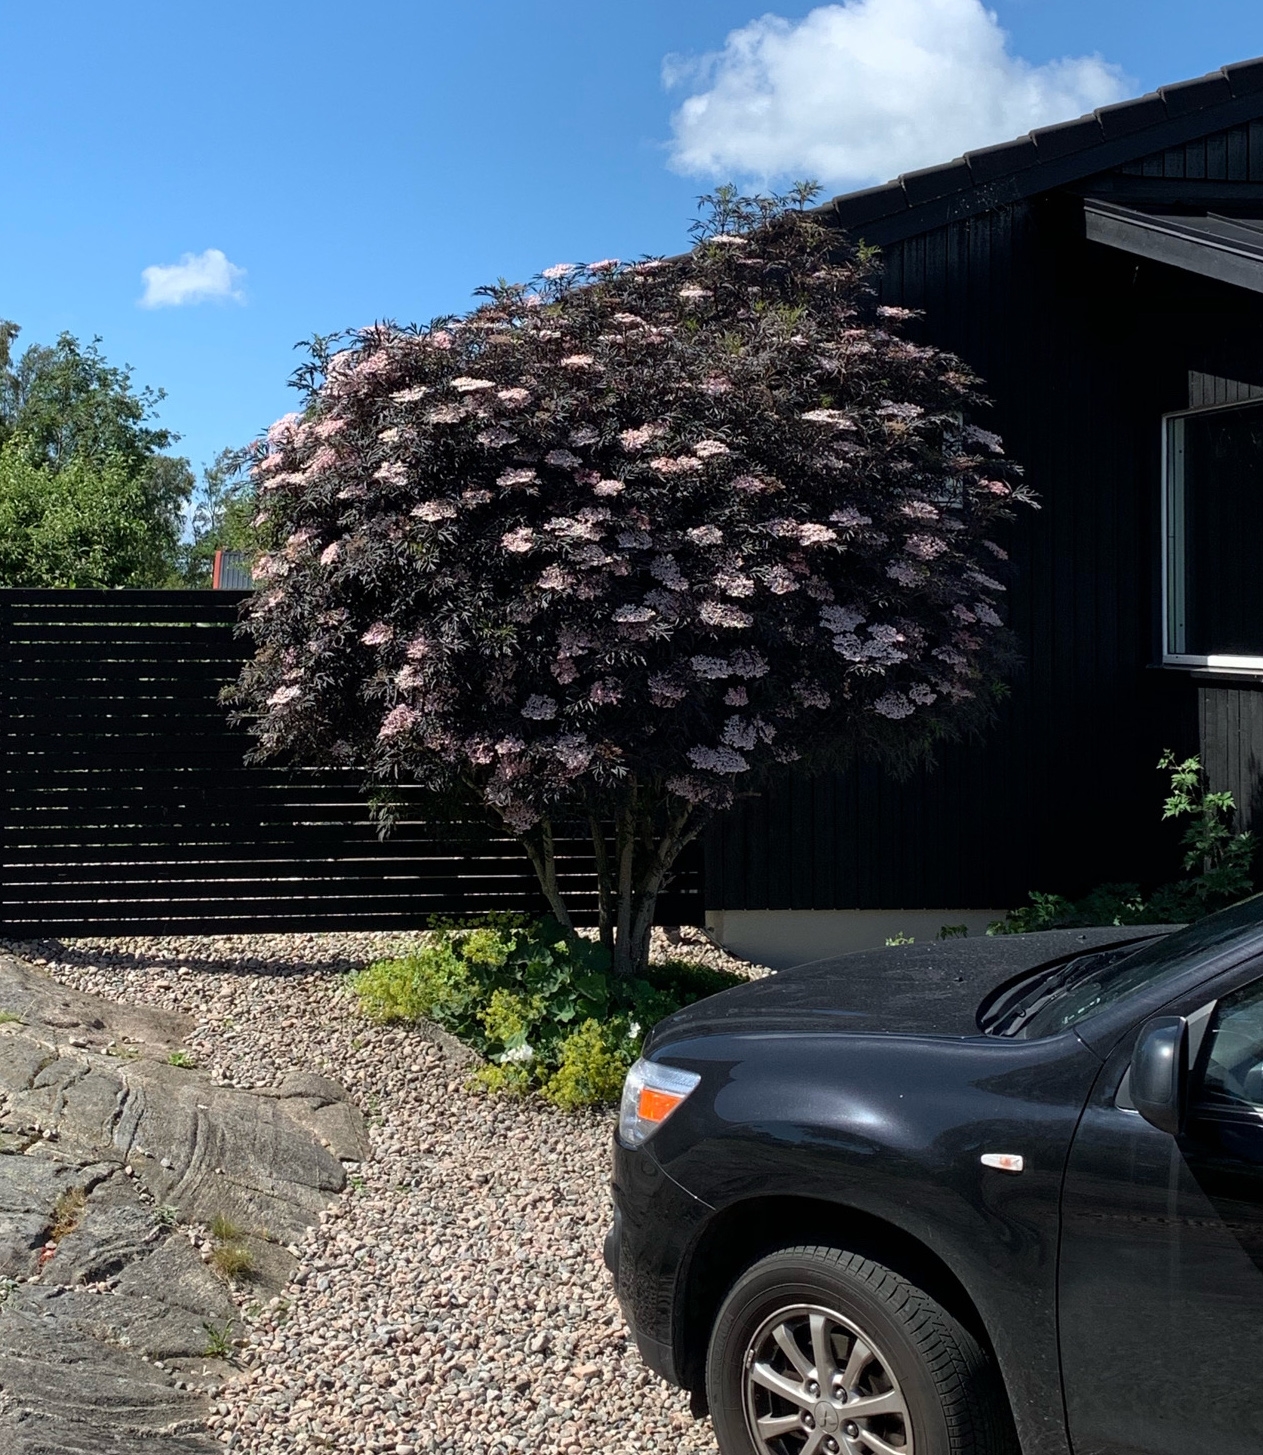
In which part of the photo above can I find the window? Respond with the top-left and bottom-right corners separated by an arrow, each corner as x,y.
1197,977 -> 1263,1120
1164,399 -> 1263,670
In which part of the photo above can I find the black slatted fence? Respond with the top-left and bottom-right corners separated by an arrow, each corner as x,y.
0,591 -> 702,937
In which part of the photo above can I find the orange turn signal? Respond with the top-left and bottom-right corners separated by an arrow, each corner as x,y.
638,1087 -> 687,1124
619,1059 -> 701,1147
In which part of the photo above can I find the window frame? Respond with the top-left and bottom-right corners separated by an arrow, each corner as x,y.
1162,395 -> 1263,675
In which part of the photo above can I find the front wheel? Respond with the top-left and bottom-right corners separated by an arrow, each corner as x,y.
705,1245 -> 1014,1455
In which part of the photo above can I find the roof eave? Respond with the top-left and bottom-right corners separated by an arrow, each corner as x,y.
818,59 -> 1263,247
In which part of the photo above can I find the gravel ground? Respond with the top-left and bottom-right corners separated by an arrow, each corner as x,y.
2,927 -> 765,1454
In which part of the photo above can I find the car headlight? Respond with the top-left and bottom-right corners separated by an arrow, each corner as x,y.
618,1057 -> 701,1148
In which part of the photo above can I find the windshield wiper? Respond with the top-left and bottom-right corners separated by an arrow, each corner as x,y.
983,948 -> 1134,1037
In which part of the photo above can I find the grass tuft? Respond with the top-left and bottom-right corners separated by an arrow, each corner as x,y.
209,1213 -> 243,1242
210,1243 -> 257,1282
50,1187 -> 86,1241
166,1050 -> 195,1068
49,1187 -> 85,1245
202,1318 -> 236,1358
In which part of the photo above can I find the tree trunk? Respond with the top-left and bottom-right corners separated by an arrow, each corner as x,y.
513,792 -> 709,981
614,800 -> 706,979
520,818 -> 573,932
589,813 -> 615,954
621,806 -> 693,976
612,800 -> 637,979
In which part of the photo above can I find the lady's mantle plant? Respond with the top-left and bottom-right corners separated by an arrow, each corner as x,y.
234,188 -> 1031,977
351,914 -> 739,1108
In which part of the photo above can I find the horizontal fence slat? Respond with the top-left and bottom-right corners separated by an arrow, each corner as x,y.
0,589 -> 704,933
0,845 -> 675,885
0,887 -> 611,913
0,830 -> 536,856
6,656 -> 247,674
8,752 -> 265,771
1,855 -> 562,886
6,630 -> 240,646
1,588 -> 250,612
2,680 -> 245,703
1,874 -> 699,907
0,832 -> 514,855
4,787 -> 426,811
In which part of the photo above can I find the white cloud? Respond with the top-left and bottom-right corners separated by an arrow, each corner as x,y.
138,248 -> 246,309
664,0 -> 1131,189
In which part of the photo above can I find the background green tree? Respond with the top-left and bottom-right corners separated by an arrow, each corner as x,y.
179,446 -> 259,586
0,322 -> 194,586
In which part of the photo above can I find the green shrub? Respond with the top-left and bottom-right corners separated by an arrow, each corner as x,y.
469,1062 -> 533,1098
480,988 -> 544,1050
352,936 -> 472,1025
643,957 -> 739,1004
544,1020 -> 632,1111
990,753 -> 1256,935
351,916 -> 740,1108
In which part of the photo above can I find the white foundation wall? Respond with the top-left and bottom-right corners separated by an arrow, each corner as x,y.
706,909 -> 1009,970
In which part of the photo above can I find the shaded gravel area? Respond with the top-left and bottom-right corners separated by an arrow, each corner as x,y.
1,928 -> 763,1454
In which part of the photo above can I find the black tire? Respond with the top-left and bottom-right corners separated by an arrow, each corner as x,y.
705,1244 -> 1014,1455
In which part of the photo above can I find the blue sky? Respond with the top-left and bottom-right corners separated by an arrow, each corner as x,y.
3,0 -> 1262,483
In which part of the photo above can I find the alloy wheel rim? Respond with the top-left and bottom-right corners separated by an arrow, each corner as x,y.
741,1302 -> 913,1455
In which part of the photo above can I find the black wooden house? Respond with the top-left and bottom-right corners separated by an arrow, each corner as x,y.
706,57 -> 1263,965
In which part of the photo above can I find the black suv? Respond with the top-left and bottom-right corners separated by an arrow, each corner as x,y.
605,900 -> 1263,1455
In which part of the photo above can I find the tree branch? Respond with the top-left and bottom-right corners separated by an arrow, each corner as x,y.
613,791 -> 636,977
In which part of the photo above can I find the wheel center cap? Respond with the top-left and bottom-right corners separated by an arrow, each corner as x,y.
815,1401 -> 841,1433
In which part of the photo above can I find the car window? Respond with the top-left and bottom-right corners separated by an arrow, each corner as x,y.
1198,978 -> 1263,1117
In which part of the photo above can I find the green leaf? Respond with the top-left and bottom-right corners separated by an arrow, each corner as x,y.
572,971 -> 609,1005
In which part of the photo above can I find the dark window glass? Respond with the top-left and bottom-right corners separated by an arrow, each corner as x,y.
1198,978 -> 1263,1117
1169,402 -> 1263,658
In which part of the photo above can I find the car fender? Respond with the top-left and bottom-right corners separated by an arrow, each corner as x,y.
647,1029 -> 1103,1455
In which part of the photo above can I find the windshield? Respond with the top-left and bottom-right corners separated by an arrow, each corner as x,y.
986,893 -> 1263,1039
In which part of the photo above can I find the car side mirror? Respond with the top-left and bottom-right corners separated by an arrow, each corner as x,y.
1130,1015 -> 1189,1137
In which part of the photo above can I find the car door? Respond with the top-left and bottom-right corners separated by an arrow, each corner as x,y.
1057,970 -> 1263,1455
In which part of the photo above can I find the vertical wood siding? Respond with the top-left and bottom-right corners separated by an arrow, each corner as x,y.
707,186 -> 1263,911
1199,683 -> 1263,832
1122,122 -> 1263,181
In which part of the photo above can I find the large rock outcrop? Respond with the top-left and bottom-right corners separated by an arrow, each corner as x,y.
0,954 -> 367,1453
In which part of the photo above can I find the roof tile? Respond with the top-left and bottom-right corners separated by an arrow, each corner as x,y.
901,159 -> 973,205
965,136 -> 1039,185
1160,73 -> 1234,116
829,183 -> 908,230
1225,58 -> 1263,97
1096,94 -> 1169,139
820,55 -> 1263,244
1030,114 -> 1103,161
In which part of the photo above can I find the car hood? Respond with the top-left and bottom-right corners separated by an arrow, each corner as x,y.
646,925 -> 1175,1051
